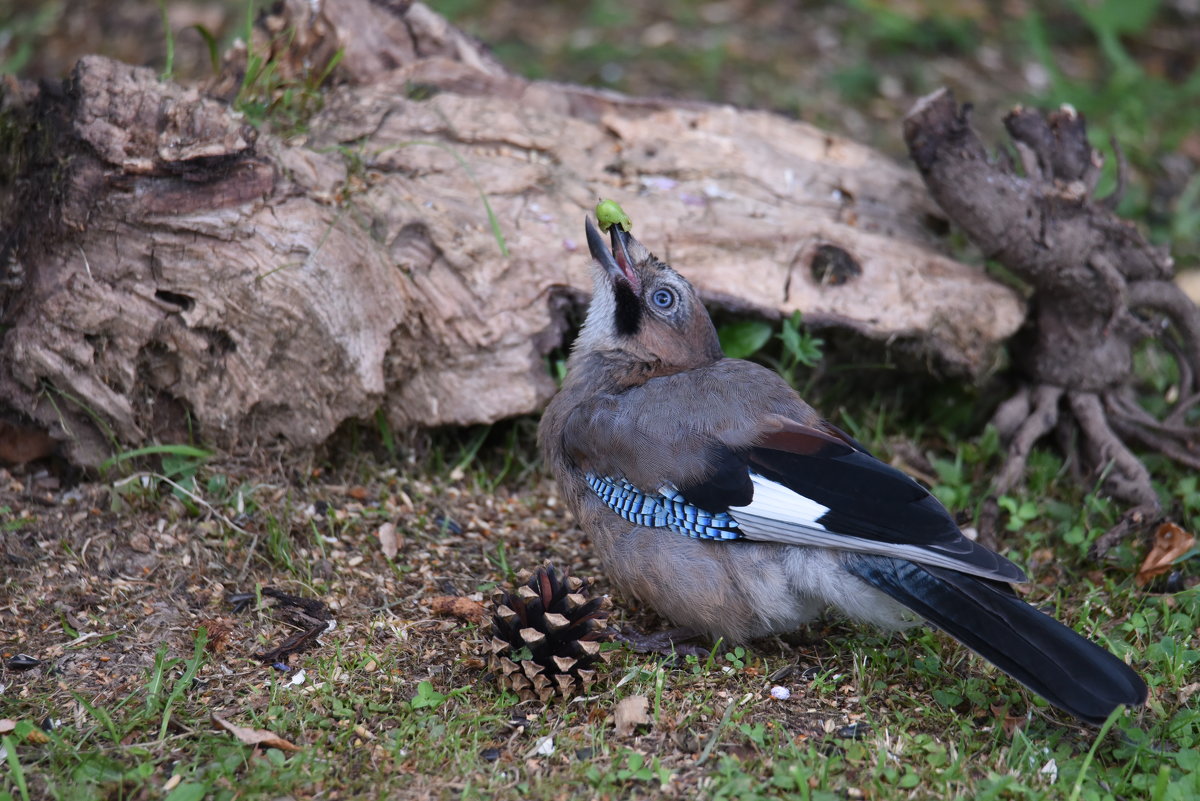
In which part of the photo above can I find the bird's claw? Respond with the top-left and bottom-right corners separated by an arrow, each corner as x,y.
615,626 -> 709,659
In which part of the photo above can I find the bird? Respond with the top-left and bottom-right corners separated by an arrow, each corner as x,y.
537,215 -> 1148,725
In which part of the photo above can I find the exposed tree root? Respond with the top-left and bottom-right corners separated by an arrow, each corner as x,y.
904,90 -> 1200,555
994,384 -> 1064,496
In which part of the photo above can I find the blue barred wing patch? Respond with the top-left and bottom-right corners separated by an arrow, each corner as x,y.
585,474 -> 742,541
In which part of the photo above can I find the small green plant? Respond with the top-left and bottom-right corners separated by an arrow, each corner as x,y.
410,680 -> 470,710
998,495 -> 1040,532
99,443 -> 212,476
410,680 -> 447,709
203,473 -> 259,516
615,751 -> 671,787
930,454 -> 971,511
717,311 -> 823,387
738,721 -> 767,747
153,632 -> 209,739
232,1 -> 345,136
263,514 -> 297,573
102,443 -> 219,515
718,319 -> 773,360
723,645 -> 747,671
1,505 -> 35,532
779,311 -> 824,374
487,539 -> 516,584
587,750 -> 672,791
375,408 -> 398,460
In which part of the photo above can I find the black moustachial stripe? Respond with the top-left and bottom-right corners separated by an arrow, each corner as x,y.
613,282 -> 642,336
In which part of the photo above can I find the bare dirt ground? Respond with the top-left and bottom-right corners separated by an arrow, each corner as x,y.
2,443 -> 908,797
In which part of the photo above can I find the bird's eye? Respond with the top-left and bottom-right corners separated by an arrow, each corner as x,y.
651,288 -> 676,309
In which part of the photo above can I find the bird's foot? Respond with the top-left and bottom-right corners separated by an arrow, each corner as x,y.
615,626 -> 709,659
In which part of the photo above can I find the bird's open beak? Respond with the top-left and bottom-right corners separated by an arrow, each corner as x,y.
585,217 -> 641,293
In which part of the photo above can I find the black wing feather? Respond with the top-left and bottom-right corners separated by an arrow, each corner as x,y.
677,446 -> 754,510
748,443 -> 960,546
679,426 -> 1025,583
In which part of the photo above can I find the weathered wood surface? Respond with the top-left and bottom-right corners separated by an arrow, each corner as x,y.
905,88 -> 1200,549
0,0 -> 1023,467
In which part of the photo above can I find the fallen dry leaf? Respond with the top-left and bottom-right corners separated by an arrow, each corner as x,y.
198,618 -> 233,653
1136,522 -> 1196,587
612,695 -> 651,737
1177,270 -> 1200,306
212,714 -> 301,751
378,522 -> 401,560
429,595 -> 486,624
24,728 -> 49,744
992,703 -> 1028,737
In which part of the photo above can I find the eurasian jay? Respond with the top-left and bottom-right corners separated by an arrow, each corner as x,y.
538,216 -> 1147,725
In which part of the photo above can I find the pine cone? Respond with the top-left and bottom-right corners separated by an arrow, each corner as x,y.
487,564 -> 612,703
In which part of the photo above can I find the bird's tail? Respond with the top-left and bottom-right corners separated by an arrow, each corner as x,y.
844,554 -> 1147,724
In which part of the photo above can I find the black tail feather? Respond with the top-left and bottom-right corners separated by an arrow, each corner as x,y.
845,554 -> 1147,725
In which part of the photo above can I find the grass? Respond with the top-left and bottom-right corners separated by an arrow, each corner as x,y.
2,372 -> 1198,799
228,1 -> 344,137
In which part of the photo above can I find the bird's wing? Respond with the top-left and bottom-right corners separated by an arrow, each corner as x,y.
560,364 -> 1022,583
675,417 -> 1027,583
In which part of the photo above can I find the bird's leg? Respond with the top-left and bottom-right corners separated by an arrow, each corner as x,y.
614,625 -> 710,658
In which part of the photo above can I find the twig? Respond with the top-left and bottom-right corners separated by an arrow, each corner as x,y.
112,472 -> 254,538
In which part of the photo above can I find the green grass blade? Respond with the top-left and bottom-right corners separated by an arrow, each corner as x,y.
375,140 -> 508,257
2,736 -> 30,801
159,629 -> 209,740
99,444 -> 213,474
158,0 -> 175,80
1067,706 -> 1125,801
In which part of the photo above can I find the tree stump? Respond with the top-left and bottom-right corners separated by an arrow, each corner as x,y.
0,1 -> 1024,468
904,88 -> 1200,551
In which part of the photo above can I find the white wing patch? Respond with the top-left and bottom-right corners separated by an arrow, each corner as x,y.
730,472 -> 828,530
729,472 -> 1013,582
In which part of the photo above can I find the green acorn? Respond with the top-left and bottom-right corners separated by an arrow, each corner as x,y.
487,564 -> 612,703
595,199 -> 632,233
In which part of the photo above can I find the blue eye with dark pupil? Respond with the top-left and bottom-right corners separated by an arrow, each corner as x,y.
651,288 -> 675,309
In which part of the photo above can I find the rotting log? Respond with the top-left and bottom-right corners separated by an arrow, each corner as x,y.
0,0 -> 1024,468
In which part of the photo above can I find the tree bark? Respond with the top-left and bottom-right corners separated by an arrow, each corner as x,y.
0,0 -> 1024,468
904,88 -> 1200,550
